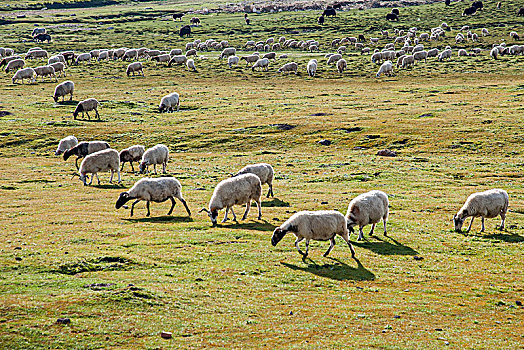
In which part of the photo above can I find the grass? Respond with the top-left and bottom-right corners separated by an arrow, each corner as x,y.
0,0 -> 523,348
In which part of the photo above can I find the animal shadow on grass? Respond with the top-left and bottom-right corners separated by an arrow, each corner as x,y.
281,257 -> 375,281
475,232 -> 524,243
123,215 -> 193,223
353,236 -> 418,256
92,183 -> 126,189
55,100 -> 78,106
261,198 -> 290,207
221,220 -> 277,232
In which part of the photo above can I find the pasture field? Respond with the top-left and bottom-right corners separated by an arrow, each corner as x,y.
0,0 -> 523,348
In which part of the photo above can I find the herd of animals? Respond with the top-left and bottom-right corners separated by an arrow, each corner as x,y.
2,2 -> 520,259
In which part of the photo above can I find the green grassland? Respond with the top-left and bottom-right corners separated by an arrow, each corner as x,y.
0,0 -> 523,348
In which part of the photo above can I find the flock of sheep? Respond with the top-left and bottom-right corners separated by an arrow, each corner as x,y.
53,134 -> 510,258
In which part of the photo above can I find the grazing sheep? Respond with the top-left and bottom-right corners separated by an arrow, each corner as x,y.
168,55 -> 187,67
252,58 -> 270,72
151,54 -> 171,64
200,173 -> 262,225
146,49 -> 162,58
75,53 -> 91,65
126,62 -> 144,76
0,55 -> 22,68
64,141 -> 110,169
122,49 -> 138,61
438,49 -> 452,61
427,48 -> 439,58
327,53 -> 342,65
186,58 -> 197,72
262,52 -> 276,60
53,80 -> 74,102
345,190 -> 389,241
60,51 -> 75,65
458,49 -> 468,57
510,31 -> 520,41
73,98 -> 100,120
55,135 -> 78,156
89,49 -> 100,59
5,59 -> 24,73
271,210 -> 355,258
376,60 -> 394,77
34,65 -> 57,82
402,54 -> 415,68
227,55 -> 239,68
186,49 -> 197,57
240,54 -> 259,66
31,27 -> 46,36
170,49 -> 183,56
307,59 -> 317,77
233,163 -> 274,198
25,50 -> 48,59
119,145 -> 145,172
371,51 -> 382,64
278,62 -> 298,74
116,177 -> 191,217
490,47 -> 498,59
78,149 -> 121,186
219,47 -> 236,59
48,54 -> 65,65
139,144 -> 169,174
454,189 -> 508,233
413,50 -> 427,63
159,92 -> 180,113
50,62 -> 66,77
12,68 -> 36,84
337,58 -> 347,73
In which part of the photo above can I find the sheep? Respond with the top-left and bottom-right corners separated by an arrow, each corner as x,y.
427,48 -> 439,58
186,49 -> 197,57
186,59 -> 197,72
413,50 -> 427,63
170,49 -> 183,56
25,50 -> 48,59
48,54 -> 65,65
233,163 -> 274,197
146,49 -> 162,58
5,59 -> 24,73
240,54 -> 259,66
98,50 -> 109,61
119,145 -> 145,172
271,210 -> 355,258
345,190 -> 389,241
64,141 -> 110,169
53,80 -> 74,102
55,135 -> 78,156
12,68 -> 36,84
252,58 -> 269,72
0,55 -> 22,68
89,49 -> 100,59
277,62 -> 298,74
438,49 -> 452,61
227,55 -> 239,68
402,55 -> 415,68
116,177 -> 191,217
34,65 -> 57,82
458,49 -> 468,57
307,59 -> 317,77
371,52 -> 382,64
139,144 -> 169,174
122,49 -> 138,61
262,52 -> 276,60
75,53 -> 91,65
396,54 -> 406,68
73,98 -> 100,120
126,62 -> 144,76
50,62 -> 66,77
337,58 -> 347,73
510,31 -> 519,40
376,60 -> 393,78
168,55 -> 187,67
199,173 -> 262,225
327,53 -> 342,65
159,92 -> 180,112
490,47 -> 499,59
151,54 -> 171,63
453,189 -> 508,233
219,47 -> 236,59
78,149 -> 121,186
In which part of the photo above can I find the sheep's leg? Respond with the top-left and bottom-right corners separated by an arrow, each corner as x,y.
95,109 -> 99,119
130,162 -> 135,172
500,212 -> 506,230
358,226 -> 364,241
130,199 -> 141,216
304,239 -> 310,256
75,157 -> 80,170
242,201 -> 251,220
88,174 -> 94,185
383,219 -> 388,236
295,237 -> 306,256
339,232 -> 356,258
116,168 -> 121,183
481,217 -> 485,232
230,208 -> 237,221
86,111 -> 90,120
324,238 -> 335,257
222,207 -> 230,222
369,223 -> 376,236
255,199 -> 262,220
168,197 -> 176,215
120,162 -> 125,171
153,164 -> 157,174
109,170 -> 114,183
162,162 -> 166,174
177,196 -> 191,216
146,201 -> 151,217
466,217 -> 474,233
95,173 -> 100,185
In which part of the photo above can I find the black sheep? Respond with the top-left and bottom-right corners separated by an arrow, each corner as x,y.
179,25 -> 191,37
472,1 -> 483,10
323,8 -> 336,17
318,15 -> 325,25
518,7 -> 524,16
445,0 -> 451,6
172,13 -> 184,21
33,33 -> 51,42
386,13 -> 398,21
462,6 -> 477,15
391,8 -> 400,16
358,34 -> 365,42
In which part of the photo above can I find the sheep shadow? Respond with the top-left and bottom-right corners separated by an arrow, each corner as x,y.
219,220 -> 277,232
261,198 -> 290,207
281,257 -> 375,281
54,100 -> 77,106
122,215 -> 193,223
92,183 -> 126,189
352,236 -> 418,256
475,232 -> 524,243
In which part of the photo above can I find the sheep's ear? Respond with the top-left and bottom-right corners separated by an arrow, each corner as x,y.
462,209 -> 468,216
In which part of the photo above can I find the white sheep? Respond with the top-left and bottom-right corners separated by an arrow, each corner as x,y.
186,59 -> 197,71
55,135 -> 78,155
170,49 -> 183,56
457,49 -> 468,57
119,145 -> 145,172
376,60 -> 393,77
427,48 -> 439,58
34,65 -> 57,82
271,210 -> 355,258
98,50 -> 109,61
490,47 -> 499,59
151,54 -> 171,64
139,144 -> 169,174
75,53 -> 91,65
481,28 -> 489,36
186,49 -> 197,57
337,58 -> 347,73
89,49 -> 100,59
234,163 -> 274,197
307,59 -> 317,77
123,49 -> 138,61
50,62 -> 66,77
227,55 -> 239,68
200,173 -> 262,225
126,62 -> 144,76
402,55 -> 415,68
12,67 -> 36,84
262,52 -> 276,60
219,47 -> 236,59
345,190 -> 389,240
413,50 -> 427,63
25,49 -> 48,59
241,54 -> 259,66
115,177 -> 191,217
371,51 -> 382,64
53,80 -> 74,102
438,49 -> 452,61
453,189 -> 508,233
159,92 -> 180,112
277,62 -> 298,74
78,149 -> 121,186
168,55 -> 187,67
48,54 -> 65,65
327,53 -> 342,65
73,98 -> 100,120
251,58 -> 269,72
5,59 -> 25,73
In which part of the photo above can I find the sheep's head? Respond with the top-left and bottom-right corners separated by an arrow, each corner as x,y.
453,212 -> 466,232
271,227 -> 288,246
79,174 -> 88,186
115,192 -> 130,209
346,217 -> 357,232
53,94 -> 58,103
138,161 -> 148,174
199,208 -> 218,225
